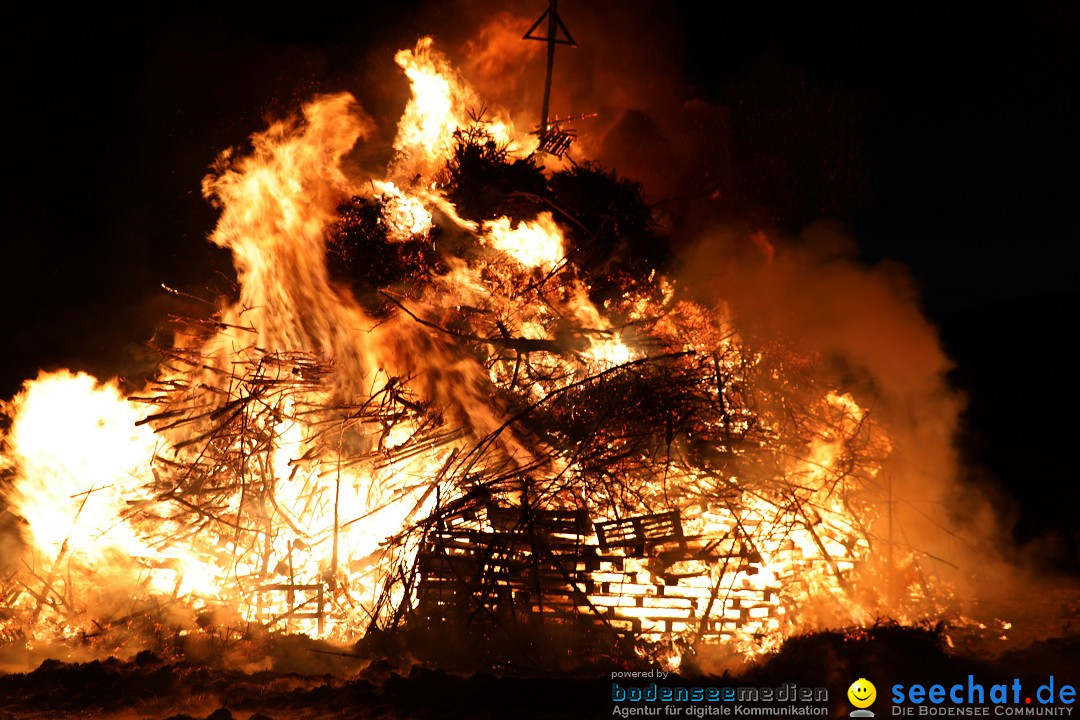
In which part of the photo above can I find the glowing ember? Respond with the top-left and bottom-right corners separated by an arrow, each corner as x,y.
373,180 -> 434,241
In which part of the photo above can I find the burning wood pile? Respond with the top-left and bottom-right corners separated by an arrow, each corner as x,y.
0,38 -> 912,669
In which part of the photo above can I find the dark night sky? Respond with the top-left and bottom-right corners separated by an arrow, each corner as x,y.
2,4 -> 1077,565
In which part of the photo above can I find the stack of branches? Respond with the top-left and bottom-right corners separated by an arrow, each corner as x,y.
126,322 -> 469,635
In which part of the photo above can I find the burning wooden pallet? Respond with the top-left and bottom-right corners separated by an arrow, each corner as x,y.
411,503 -> 784,646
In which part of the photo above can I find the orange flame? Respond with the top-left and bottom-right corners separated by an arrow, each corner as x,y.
482,212 -> 565,271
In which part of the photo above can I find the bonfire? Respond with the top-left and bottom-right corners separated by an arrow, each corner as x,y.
1,37 -> 943,671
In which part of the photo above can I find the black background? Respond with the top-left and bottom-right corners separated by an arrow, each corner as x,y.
3,4 -> 1076,568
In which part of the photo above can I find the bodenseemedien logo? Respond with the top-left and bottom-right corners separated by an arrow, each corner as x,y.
848,678 -> 877,717
610,679 -> 830,716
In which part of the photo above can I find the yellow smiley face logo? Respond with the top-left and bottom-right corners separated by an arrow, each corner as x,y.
847,678 -> 877,708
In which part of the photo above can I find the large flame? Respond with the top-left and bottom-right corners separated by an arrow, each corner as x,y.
0,37 -> 933,664
7,371 -> 156,564
200,92 -> 378,392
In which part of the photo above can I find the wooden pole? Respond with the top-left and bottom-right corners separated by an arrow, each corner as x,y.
332,442 -> 341,584
887,474 -> 894,608
524,0 -> 575,136
540,0 -> 558,133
